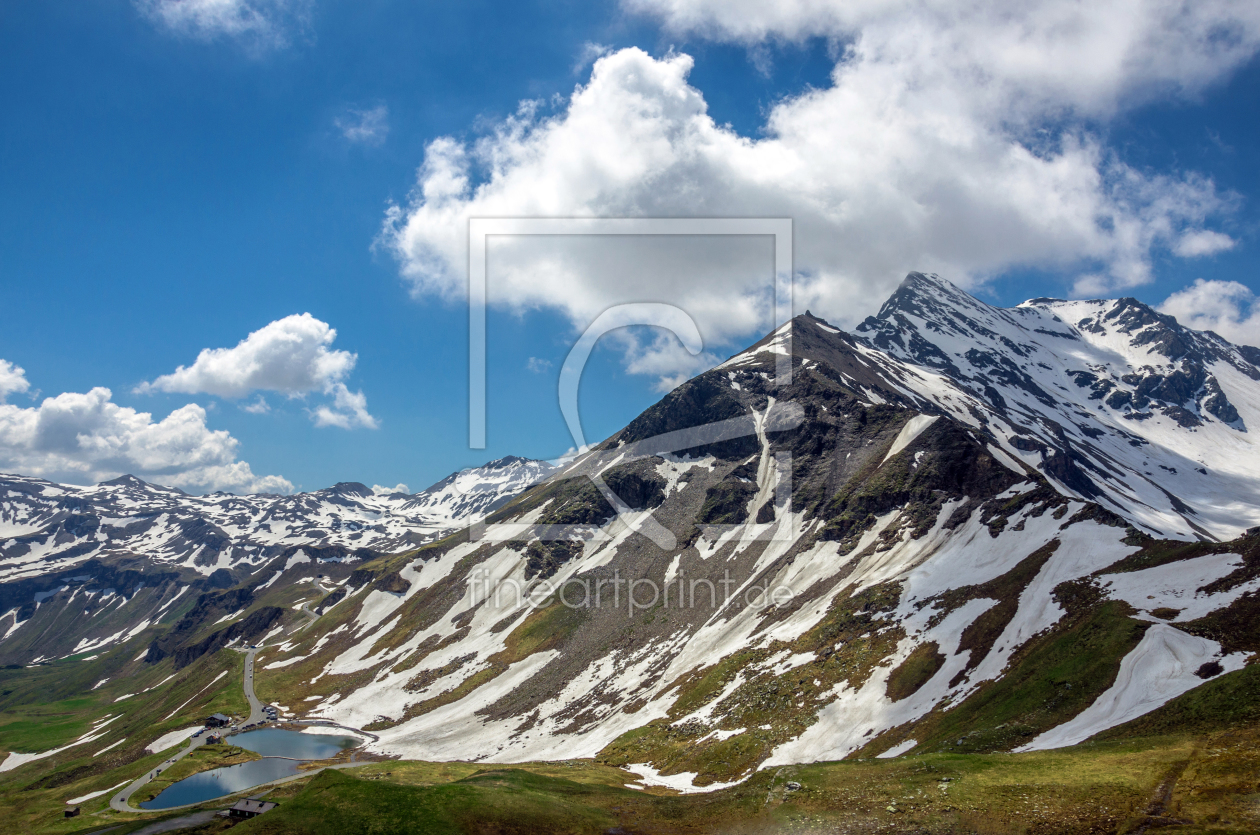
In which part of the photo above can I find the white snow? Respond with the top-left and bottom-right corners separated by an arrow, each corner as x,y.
882,415 -> 940,464
877,739 -> 918,758
212,609 -> 244,626
300,725 -> 369,741
1017,625 -> 1248,751
622,763 -> 745,794
986,444 -> 1027,475
1,609 -> 24,642
0,715 -> 120,772
65,780 -> 129,805
283,550 -> 312,572
1100,553 -> 1257,622
265,655 -> 308,669
257,570 -> 284,591
145,725 -> 202,754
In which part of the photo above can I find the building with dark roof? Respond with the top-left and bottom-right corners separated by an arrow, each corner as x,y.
229,799 -> 278,819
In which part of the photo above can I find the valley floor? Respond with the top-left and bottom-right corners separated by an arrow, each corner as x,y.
9,727 -> 1258,835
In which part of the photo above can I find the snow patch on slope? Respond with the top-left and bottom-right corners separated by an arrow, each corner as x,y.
882,416 -> 939,464
1016,625 -> 1248,751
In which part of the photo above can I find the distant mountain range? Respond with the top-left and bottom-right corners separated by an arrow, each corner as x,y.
0,456 -> 555,583
3,273 -> 1258,793
0,457 -> 552,664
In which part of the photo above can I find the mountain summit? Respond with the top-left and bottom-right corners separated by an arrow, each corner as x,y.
851,272 -> 1260,539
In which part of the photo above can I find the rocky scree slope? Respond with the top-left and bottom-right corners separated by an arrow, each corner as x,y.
242,276 -> 1260,790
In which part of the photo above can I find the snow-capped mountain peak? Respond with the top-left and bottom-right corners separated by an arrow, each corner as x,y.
399,455 -> 555,525
855,272 -> 1260,540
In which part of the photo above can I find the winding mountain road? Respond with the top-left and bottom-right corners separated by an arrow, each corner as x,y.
107,596 -> 370,815
242,646 -> 266,725
109,647 -> 269,813
109,726 -> 207,812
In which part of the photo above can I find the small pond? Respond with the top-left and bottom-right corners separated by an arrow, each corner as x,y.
233,728 -> 360,760
138,728 -> 361,810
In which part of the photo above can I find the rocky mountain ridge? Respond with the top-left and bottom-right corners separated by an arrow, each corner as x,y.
851,272 -> 1260,540
0,457 -> 553,664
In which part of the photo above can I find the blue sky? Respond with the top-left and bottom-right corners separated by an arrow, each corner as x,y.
1,0 -> 1258,495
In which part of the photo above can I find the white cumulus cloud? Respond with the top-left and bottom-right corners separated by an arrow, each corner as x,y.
574,41 -> 613,74
1174,229 -> 1237,258
382,0 -> 1258,384
336,105 -> 389,145
135,0 -> 309,48
311,383 -> 378,430
0,360 -> 29,403
1160,279 -> 1260,348
138,314 -> 378,430
372,483 -> 409,495
242,395 -> 271,414
0,383 -> 291,494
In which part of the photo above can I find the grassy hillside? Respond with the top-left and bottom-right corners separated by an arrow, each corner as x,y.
38,729 -> 1248,835
0,648 -> 248,834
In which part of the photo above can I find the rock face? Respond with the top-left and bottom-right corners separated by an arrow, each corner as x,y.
4,275 -> 1260,789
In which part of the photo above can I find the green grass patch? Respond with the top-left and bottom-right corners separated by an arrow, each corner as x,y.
243,768 -> 622,835
886,641 -> 945,702
0,696 -> 100,754
232,733 -> 1260,835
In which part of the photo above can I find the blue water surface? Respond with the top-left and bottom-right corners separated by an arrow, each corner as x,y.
233,728 -> 359,759
138,729 -> 361,810
139,758 -> 301,809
